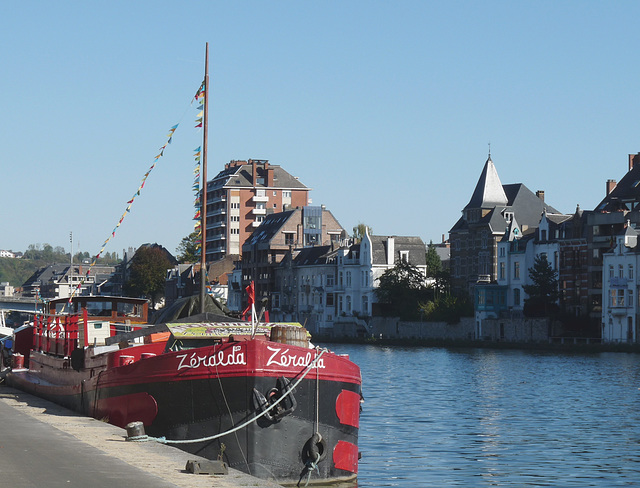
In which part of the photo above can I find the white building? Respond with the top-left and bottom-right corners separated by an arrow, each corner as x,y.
272,230 -> 427,336
601,224 -> 639,343
0,250 -> 15,258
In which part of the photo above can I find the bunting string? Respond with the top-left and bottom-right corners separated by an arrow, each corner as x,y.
61,79 -> 208,310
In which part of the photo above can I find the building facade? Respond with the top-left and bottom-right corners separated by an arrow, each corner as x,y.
450,155 -> 559,296
602,225 -> 640,343
271,231 -> 427,337
204,159 -> 310,263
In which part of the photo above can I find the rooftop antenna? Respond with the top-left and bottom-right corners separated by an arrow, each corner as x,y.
488,142 -> 491,159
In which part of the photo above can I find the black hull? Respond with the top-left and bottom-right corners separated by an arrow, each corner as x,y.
92,375 -> 359,484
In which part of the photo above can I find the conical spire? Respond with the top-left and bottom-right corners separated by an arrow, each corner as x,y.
464,155 -> 508,210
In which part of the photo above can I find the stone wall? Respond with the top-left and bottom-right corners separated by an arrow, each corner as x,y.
360,316 -> 551,342
370,317 -> 475,340
480,317 -> 550,342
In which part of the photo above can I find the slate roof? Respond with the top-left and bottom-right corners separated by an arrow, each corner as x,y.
451,183 -> 560,235
245,210 -> 296,246
464,157 -> 508,210
370,235 -> 426,266
595,162 -> 640,212
292,246 -> 333,266
211,162 -> 309,190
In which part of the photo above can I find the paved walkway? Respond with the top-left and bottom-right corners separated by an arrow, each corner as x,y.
0,384 -> 283,488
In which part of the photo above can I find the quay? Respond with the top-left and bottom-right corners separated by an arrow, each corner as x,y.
0,384 -> 282,488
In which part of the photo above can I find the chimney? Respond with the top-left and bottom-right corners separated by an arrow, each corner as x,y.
251,159 -> 257,186
536,190 -> 545,202
629,153 -> 640,171
266,166 -> 274,187
386,237 -> 395,265
606,179 -> 617,196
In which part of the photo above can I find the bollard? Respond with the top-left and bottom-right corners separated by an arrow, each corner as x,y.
125,421 -> 147,441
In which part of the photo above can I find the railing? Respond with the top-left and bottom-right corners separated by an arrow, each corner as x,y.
33,309 -> 87,357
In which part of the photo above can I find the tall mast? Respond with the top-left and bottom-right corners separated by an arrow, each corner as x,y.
200,42 -> 209,314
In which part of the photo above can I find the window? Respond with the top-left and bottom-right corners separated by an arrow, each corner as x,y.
326,274 -> 335,286
326,293 -> 334,306
283,190 -> 291,198
362,295 -> 369,314
400,251 -> 409,263
630,265 -> 634,280
610,289 -> 624,307
499,262 -> 505,280
346,296 -> 352,312
514,288 -> 521,306
619,265 -> 624,279
284,233 -> 294,245
514,262 -> 520,280
346,271 -> 352,287
609,265 -> 614,279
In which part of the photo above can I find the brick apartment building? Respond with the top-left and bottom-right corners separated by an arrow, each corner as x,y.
204,159 -> 310,262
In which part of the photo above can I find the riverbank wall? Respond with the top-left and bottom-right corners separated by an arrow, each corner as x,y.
321,316 -> 640,353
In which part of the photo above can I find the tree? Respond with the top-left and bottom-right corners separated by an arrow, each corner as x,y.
352,222 -> 372,242
176,231 -> 201,263
375,260 -> 432,319
523,254 -> 559,317
425,241 -> 442,278
124,246 -> 173,307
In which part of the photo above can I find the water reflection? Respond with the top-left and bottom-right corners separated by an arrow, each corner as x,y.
323,344 -> 640,487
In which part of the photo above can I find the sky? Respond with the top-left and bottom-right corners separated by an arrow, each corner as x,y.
2,1 -> 640,257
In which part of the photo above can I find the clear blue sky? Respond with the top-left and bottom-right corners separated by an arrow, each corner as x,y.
2,1 -> 640,257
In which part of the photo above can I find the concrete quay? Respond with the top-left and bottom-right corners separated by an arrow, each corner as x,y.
0,384 -> 283,488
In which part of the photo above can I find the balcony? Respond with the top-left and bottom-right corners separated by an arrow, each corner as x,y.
253,194 -> 269,203
252,207 -> 267,215
206,221 -> 227,230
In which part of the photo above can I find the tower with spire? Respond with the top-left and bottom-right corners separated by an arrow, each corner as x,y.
449,153 -> 559,295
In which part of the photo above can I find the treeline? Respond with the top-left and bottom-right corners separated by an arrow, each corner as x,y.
0,243 -> 121,287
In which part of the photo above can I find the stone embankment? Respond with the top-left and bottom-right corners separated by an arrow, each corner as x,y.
0,384 -> 283,488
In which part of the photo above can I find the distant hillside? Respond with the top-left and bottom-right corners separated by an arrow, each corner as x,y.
0,257 -> 42,287
0,255 -> 123,288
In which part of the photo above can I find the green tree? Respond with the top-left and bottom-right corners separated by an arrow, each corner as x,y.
352,222 -> 372,242
375,260 -> 432,319
176,231 -> 201,263
124,247 -> 172,306
523,254 -> 559,317
425,241 -> 442,277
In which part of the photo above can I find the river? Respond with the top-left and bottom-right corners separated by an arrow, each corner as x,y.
322,343 -> 640,487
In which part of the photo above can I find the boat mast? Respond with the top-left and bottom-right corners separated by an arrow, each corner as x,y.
200,42 -> 209,314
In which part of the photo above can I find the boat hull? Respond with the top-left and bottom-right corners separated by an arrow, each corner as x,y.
7,339 -> 361,485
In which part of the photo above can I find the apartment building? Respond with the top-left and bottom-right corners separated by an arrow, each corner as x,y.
204,159 -> 310,262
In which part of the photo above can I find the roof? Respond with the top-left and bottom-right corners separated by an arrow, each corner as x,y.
245,210 -> 296,246
595,161 -> 640,212
291,246 -> 333,266
464,157 -> 508,210
370,235 -> 426,266
210,162 -> 309,190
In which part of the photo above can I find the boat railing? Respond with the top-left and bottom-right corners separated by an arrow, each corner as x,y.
33,309 -> 87,357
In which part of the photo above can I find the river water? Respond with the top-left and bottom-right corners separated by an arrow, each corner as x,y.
322,344 -> 640,487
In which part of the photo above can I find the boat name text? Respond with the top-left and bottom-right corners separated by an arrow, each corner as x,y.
266,346 -> 325,369
177,345 -> 246,370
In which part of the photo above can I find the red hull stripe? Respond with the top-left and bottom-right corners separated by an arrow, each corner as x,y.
335,389 -> 360,428
333,440 -> 359,474
94,392 -> 158,428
